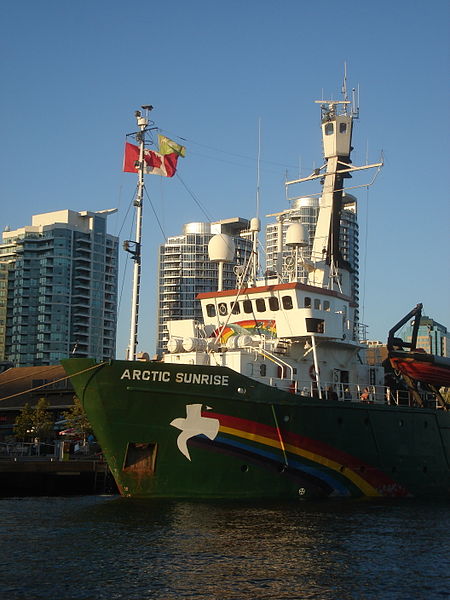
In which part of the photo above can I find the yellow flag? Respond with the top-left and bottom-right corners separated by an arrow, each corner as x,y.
158,134 -> 186,157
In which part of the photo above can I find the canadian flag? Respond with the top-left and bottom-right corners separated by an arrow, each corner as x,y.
123,142 -> 178,177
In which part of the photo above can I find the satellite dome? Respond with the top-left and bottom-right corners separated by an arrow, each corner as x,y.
208,234 -> 235,263
285,223 -> 309,247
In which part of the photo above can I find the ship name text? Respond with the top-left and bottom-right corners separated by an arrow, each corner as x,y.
120,369 -> 229,386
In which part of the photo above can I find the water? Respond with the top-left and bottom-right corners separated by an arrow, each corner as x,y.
1,495 -> 449,600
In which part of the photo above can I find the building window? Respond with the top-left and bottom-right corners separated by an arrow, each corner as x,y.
268,296 -> 279,311
282,296 -> 293,310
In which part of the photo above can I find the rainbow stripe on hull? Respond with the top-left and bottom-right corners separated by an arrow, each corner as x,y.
192,411 -> 410,498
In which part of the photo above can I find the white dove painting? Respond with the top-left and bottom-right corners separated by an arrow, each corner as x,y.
170,404 -> 220,460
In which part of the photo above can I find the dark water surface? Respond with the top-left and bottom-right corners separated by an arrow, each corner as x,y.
1,495 -> 449,600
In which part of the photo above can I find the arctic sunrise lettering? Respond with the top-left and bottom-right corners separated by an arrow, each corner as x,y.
120,369 -> 229,386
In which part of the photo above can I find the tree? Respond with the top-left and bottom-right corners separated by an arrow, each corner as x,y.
63,396 -> 93,442
33,398 -> 54,440
13,403 -> 35,440
13,398 -> 53,442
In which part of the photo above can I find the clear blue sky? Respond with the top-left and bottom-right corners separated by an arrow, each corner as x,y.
1,0 -> 449,357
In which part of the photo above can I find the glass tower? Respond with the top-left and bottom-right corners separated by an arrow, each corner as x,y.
403,316 -> 450,357
156,217 -> 252,355
265,193 -> 359,305
0,209 -> 119,366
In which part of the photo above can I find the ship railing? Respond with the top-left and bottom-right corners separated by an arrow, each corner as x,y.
264,378 -> 443,408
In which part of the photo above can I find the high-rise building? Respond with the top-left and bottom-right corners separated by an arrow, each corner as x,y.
156,217 -> 252,355
403,316 -> 450,357
0,209 -> 119,366
265,192 -> 359,305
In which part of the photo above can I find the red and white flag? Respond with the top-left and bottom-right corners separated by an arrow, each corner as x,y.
123,142 -> 179,177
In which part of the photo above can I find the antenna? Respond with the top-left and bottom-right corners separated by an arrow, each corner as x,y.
256,118 -> 261,219
342,61 -> 348,102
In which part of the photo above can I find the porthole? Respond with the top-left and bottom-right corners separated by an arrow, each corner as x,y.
241,464 -> 249,473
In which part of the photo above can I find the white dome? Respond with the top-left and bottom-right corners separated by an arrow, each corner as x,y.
208,234 -> 235,262
286,222 -> 309,247
250,217 -> 261,232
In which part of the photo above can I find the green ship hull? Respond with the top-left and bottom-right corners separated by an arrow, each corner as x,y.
62,358 -> 450,499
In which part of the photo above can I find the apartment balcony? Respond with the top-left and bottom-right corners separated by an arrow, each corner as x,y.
73,285 -> 90,295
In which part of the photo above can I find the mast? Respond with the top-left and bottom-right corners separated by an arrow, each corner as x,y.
285,81 -> 381,296
126,105 -> 153,360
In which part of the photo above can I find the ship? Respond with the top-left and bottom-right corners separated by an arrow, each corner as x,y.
62,86 -> 450,499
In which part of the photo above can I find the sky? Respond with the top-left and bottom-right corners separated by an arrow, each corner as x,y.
1,0 -> 449,358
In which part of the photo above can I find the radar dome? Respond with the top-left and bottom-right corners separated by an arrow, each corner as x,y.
208,234 -> 235,263
285,223 -> 309,247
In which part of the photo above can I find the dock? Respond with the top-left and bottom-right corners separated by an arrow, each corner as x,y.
0,456 -> 116,496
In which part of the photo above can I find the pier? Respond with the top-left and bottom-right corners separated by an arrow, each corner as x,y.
0,442 -> 116,496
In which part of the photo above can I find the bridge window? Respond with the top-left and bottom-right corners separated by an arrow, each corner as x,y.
324,300 -> 330,311
325,123 -> 334,135
314,299 -> 321,310
339,122 -> 347,133
282,295 -> 293,310
268,296 -> 279,311
256,298 -> 266,312
206,304 -> 216,317
306,318 -> 324,333
243,299 -> 253,314
260,363 -> 267,376
304,297 -> 311,308
231,302 -> 240,314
